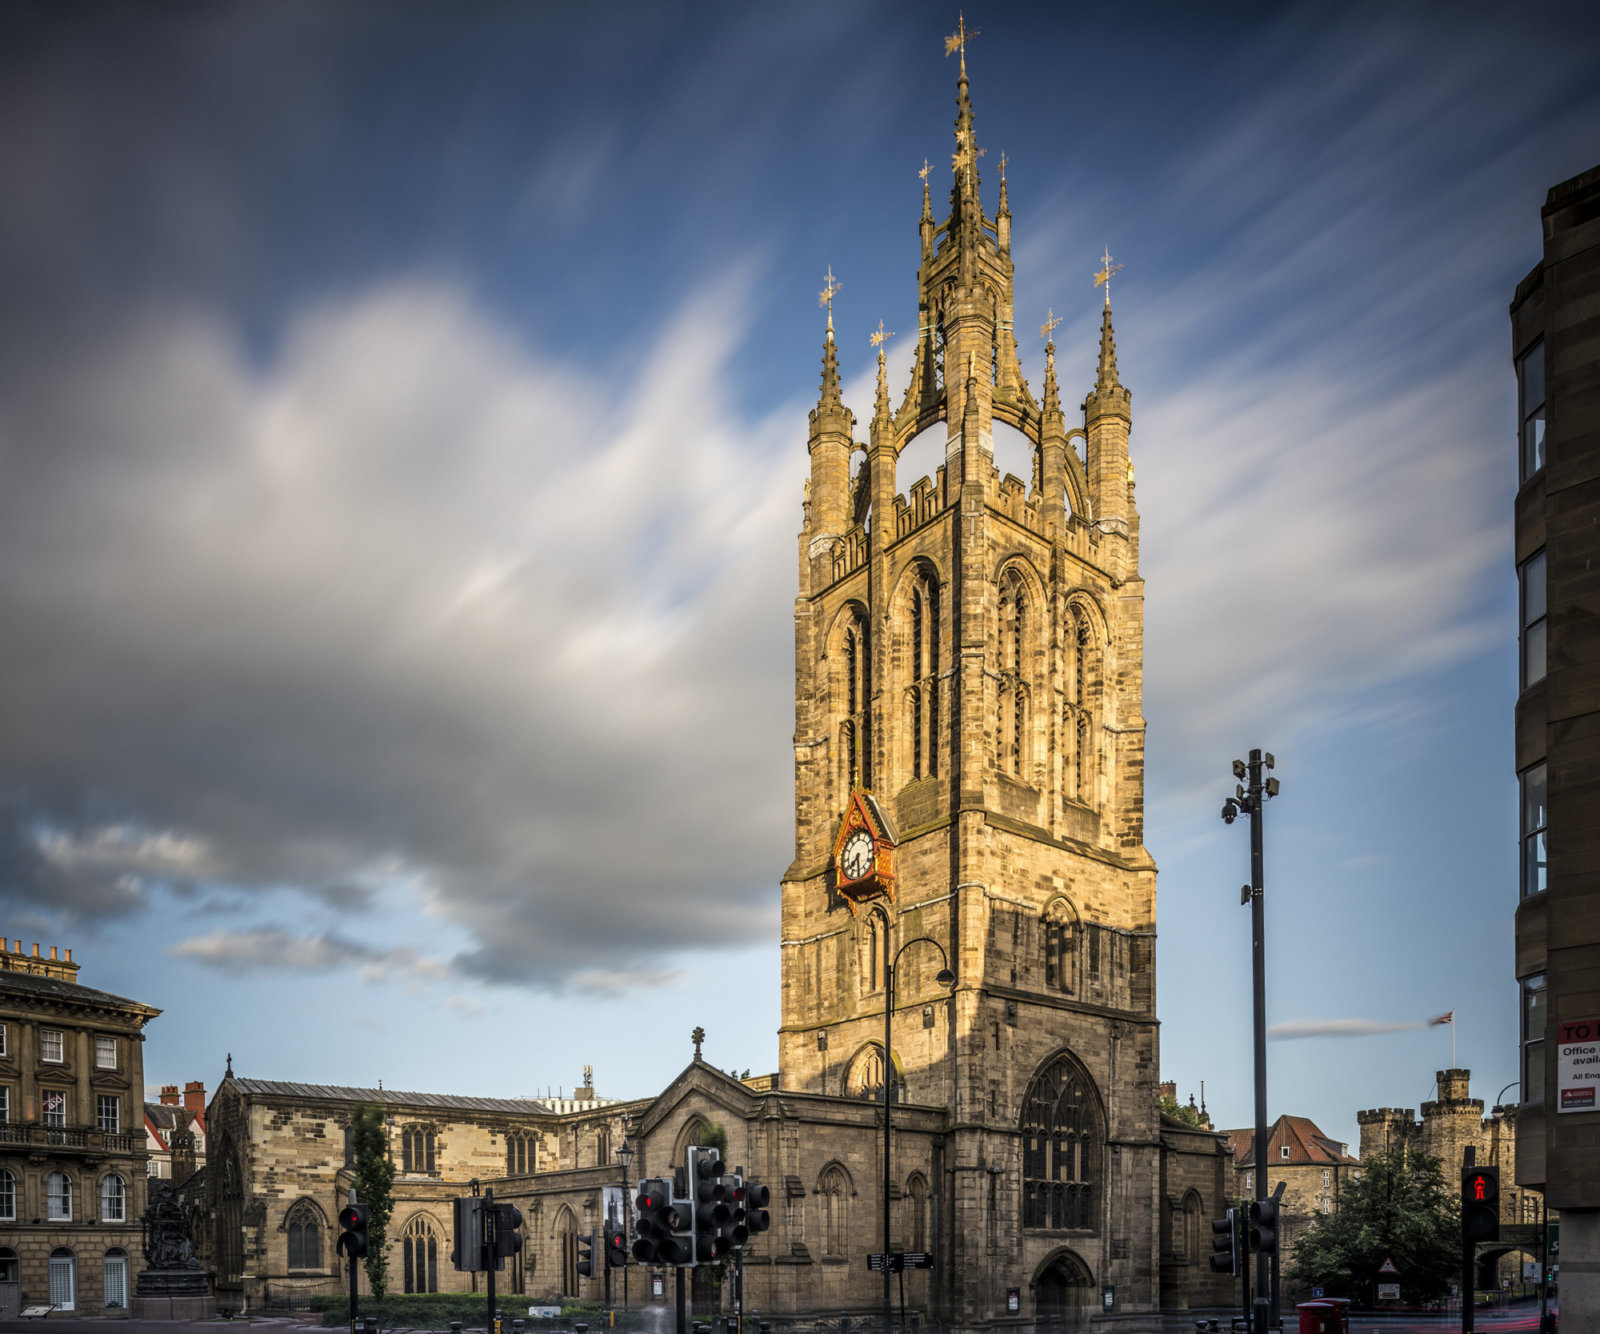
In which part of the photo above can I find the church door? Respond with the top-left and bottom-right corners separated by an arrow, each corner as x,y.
1034,1252 -> 1091,1333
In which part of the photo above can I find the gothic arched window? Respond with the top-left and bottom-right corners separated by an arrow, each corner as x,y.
1043,899 -> 1077,994
1067,606 -> 1098,805
997,569 -> 1029,776
818,1165 -> 851,1257
402,1127 -> 436,1175
402,1215 -> 439,1293
843,1043 -> 901,1102
286,1200 -> 322,1270
595,1127 -> 610,1166
863,909 -> 889,994
905,1173 -> 929,1253
507,1132 -> 533,1176
908,569 -> 942,779
839,606 -> 871,796
1021,1053 -> 1101,1232
557,1208 -> 581,1295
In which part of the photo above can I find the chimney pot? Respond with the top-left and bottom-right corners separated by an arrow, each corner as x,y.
49,946 -> 57,960
32,943 -> 41,957
64,949 -> 72,962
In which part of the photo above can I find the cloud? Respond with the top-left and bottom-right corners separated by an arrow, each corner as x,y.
1269,1018 -> 1425,1040
170,928 -> 450,985
1,268 -> 805,991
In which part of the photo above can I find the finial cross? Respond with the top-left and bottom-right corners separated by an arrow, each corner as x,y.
919,159 -> 932,186
999,151 -> 1009,179
944,13 -> 978,73
1094,247 -> 1124,305
870,320 -> 895,351
1040,308 -> 1063,343
691,1026 -> 706,1060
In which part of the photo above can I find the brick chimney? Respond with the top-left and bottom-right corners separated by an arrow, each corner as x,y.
183,1080 -> 206,1113
160,1085 -> 180,1106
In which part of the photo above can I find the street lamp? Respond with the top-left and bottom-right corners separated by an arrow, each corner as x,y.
882,936 -> 955,1334
617,1128 -> 635,1312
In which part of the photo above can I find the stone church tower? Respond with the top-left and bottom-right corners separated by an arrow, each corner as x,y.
778,41 -> 1161,1323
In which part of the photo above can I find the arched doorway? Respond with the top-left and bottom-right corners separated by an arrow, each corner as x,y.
1033,1250 -> 1092,1332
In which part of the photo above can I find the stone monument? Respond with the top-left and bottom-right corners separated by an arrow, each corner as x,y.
132,1183 -> 215,1319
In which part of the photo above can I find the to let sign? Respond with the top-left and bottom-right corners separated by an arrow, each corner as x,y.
1557,1017 -> 1600,1113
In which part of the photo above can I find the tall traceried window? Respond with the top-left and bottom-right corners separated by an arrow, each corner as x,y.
818,1165 -> 851,1256
1066,607 -> 1098,805
402,1215 -> 439,1293
286,1200 -> 322,1269
863,909 -> 888,994
906,1173 -> 929,1253
908,569 -> 941,779
996,568 -> 1029,776
840,607 -> 871,795
402,1127 -> 436,1175
1021,1053 -> 1100,1232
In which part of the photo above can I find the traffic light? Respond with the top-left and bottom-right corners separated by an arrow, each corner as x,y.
717,1169 -> 749,1251
1208,1209 -> 1240,1276
336,1202 -> 369,1259
604,1221 -> 627,1269
495,1203 -> 524,1259
688,1146 -> 729,1265
633,1179 -> 692,1266
576,1230 -> 598,1279
744,1180 -> 772,1240
1462,1165 -> 1500,1243
1248,1197 -> 1279,1256
451,1196 -> 484,1270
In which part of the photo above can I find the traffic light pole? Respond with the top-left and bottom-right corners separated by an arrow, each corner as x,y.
348,1240 -> 359,1334
485,1186 -> 497,1334
675,1265 -> 687,1334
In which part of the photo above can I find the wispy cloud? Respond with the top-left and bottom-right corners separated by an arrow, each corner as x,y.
1269,1018 -> 1426,1040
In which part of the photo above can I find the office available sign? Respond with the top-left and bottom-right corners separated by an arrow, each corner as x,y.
1558,1017 -> 1600,1112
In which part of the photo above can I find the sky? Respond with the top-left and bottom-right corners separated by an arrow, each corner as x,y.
1,1 -> 1597,1150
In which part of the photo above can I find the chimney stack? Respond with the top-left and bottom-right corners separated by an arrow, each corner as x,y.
160,1085 -> 180,1106
183,1081 -> 207,1114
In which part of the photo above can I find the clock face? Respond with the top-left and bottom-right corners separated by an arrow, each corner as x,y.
841,829 -> 875,881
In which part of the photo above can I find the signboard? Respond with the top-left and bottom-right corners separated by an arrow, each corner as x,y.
1005,1288 -> 1020,1314
1101,1285 -> 1114,1312
526,1308 -> 561,1320
1311,1287 -> 1324,1299
1524,1262 -> 1541,1283
1377,1284 -> 1400,1301
1378,1258 -> 1399,1275
902,1253 -> 934,1270
41,1091 -> 65,1118
868,1253 -> 932,1273
1558,1017 -> 1600,1112
602,1186 -> 626,1232
652,1276 -> 664,1298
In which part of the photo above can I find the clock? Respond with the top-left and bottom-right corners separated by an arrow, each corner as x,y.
841,828 -> 875,881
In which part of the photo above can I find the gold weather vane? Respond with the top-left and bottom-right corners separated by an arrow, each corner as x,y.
1094,247 -> 1124,305
1040,308 -> 1063,342
919,159 -> 932,185
999,151 -> 1009,179
944,13 -> 978,73
870,320 -> 895,350
820,266 -> 842,334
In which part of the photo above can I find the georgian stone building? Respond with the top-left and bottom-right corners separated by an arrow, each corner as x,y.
0,940 -> 159,1318
1222,1116 -> 1359,1279
199,43 -> 1237,1330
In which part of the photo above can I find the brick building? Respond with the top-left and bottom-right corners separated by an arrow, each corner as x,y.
1222,1115 -> 1359,1279
197,40 -> 1236,1330
144,1081 -> 207,1184
0,940 -> 159,1318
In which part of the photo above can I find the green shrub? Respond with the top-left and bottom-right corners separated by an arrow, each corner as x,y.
305,1292 -> 653,1330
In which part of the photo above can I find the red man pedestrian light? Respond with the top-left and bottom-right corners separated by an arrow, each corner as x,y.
1462,1166 -> 1500,1243
336,1203 -> 369,1258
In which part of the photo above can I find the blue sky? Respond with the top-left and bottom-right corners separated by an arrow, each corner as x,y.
2,1 -> 1597,1148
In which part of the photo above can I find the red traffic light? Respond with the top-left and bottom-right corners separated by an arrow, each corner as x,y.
339,1204 -> 367,1230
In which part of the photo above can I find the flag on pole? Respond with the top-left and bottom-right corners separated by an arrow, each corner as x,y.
1429,1011 -> 1454,1027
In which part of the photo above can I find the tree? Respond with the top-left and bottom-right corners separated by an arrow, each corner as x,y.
1284,1147 -> 1459,1306
1159,1092 -> 1203,1127
350,1104 -> 396,1299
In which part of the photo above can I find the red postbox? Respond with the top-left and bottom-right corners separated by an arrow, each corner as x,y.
1297,1301 -> 1340,1334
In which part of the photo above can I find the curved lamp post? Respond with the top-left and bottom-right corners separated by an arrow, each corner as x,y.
882,936 -> 955,1334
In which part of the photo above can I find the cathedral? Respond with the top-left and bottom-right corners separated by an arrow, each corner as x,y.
192,41 -> 1234,1332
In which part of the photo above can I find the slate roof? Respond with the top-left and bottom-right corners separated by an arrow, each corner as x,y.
1224,1114 -> 1360,1170
0,966 -> 160,1016
228,1077 -> 551,1115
